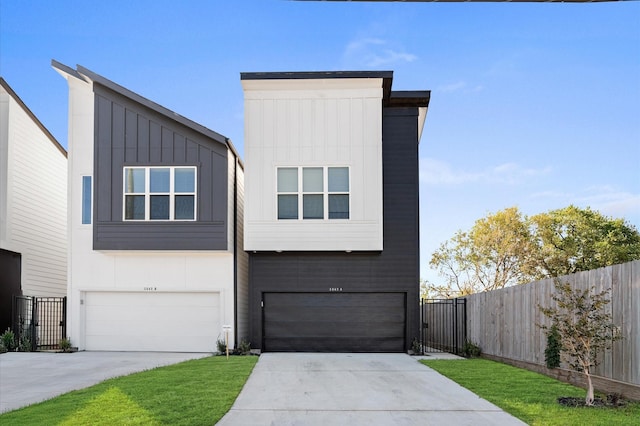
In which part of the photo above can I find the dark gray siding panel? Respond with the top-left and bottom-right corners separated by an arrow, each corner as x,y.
248,106 -> 421,352
94,222 -> 226,250
92,84 -> 229,250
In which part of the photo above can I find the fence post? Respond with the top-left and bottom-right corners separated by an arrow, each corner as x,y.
463,298 -> 467,350
30,297 -> 37,351
453,298 -> 459,355
62,296 -> 67,341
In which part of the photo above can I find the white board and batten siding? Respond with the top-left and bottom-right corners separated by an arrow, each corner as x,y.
0,82 -> 67,297
242,78 -> 384,252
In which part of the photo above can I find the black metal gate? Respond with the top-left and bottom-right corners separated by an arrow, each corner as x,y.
420,298 -> 467,355
12,296 -> 67,351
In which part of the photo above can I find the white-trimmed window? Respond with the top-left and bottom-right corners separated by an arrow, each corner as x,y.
81,176 -> 92,224
277,166 -> 349,220
123,166 -> 197,221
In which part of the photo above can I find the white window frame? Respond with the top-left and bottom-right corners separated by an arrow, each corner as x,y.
276,166 -> 350,221
81,175 -> 92,225
123,166 -> 197,221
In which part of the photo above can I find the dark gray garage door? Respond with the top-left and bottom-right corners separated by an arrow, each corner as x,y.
263,292 -> 406,352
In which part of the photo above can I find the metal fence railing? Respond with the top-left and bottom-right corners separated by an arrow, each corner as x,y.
420,298 -> 467,355
13,296 -> 67,351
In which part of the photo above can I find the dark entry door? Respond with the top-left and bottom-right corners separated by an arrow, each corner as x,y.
0,249 -> 22,333
263,292 -> 406,352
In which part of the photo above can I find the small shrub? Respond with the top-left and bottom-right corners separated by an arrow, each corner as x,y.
59,337 -> 72,353
411,337 -> 423,355
216,338 -> 227,354
1,328 -> 17,352
0,341 -> 7,354
238,339 -> 251,355
18,334 -> 32,352
462,340 -> 481,358
544,324 -> 562,369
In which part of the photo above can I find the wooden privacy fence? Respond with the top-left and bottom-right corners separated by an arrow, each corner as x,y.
464,260 -> 639,389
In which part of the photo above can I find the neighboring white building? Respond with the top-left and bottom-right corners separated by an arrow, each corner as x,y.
0,77 -> 68,335
0,77 -> 68,333
53,62 -> 247,352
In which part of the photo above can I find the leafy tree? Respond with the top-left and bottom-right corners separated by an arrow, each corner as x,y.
429,207 -> 535,295
420,278 -> 459,299
528,206 -> 640,279
428,205 -> 640,296
539,280 -> 622,406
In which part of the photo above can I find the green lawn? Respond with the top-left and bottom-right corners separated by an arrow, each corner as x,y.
421,358 -> 640,426
0,356 -> 257,425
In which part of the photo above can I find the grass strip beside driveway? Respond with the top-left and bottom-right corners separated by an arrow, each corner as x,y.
421,358 -> 640,426
0,356 -> 257,425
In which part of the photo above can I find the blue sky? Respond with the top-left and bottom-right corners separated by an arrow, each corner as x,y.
1,1 -> 639,283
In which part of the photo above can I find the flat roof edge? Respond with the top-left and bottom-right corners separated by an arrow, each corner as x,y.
241,71 -> 393,80
389,90 -> 431,108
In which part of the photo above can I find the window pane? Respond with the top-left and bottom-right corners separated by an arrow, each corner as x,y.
303,194 -> 323,219
303,167 -> 323,192
328,167 -> 349,192
329,194 -> 349,219
125,195 -> 145,220
150,195 -> 170,220
278,194 -> 298,219
277,168 -> 298,192
150,168 -> 170,193
124,168 -> 145,193
175,168 -> 195,193
175,195 -> 195,220
82,176 -> 92,224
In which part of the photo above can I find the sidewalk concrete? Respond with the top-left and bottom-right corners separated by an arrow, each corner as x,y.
0,351 -> 210,413
217,353 -> 526,426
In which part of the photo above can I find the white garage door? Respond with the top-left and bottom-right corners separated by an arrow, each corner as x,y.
84,292 -> 221,352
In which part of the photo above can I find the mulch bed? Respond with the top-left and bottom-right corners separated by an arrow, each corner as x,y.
557,394 -> 628,408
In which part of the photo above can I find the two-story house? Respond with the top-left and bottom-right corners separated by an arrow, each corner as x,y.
53,62 -> 248,352
241,71 -> 429,352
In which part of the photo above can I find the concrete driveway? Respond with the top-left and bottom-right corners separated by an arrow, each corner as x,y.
0,351 -> 210,413
218,353 -> 525,426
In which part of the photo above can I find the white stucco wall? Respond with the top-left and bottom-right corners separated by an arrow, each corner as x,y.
242,78 -> 384,251
0,84 -> 67,297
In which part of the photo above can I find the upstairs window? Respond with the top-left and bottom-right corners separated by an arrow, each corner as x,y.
123,166 -> 196,221
81,176 -> 92,224
277,166 -> 349,220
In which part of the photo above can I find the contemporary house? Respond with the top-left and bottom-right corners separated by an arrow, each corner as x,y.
53,62 -> 247,352
242,71 -> 429,352
0,78 -> 68,334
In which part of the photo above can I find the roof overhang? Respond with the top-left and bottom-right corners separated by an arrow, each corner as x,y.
0,77 -> 67,158
51,60 -> 241,163
241,70 -> 431,142
389,91 -> 431,142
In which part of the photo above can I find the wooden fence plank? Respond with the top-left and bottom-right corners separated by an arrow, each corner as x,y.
465,260 -> 639,388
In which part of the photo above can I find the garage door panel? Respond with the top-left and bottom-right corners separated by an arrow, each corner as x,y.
264,292 -> 405,352
84,292 -> 220,352
267,293 -> 403,309
267,307 -> 405,323
266,337 -> 405,353
266,321 -> 405,338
